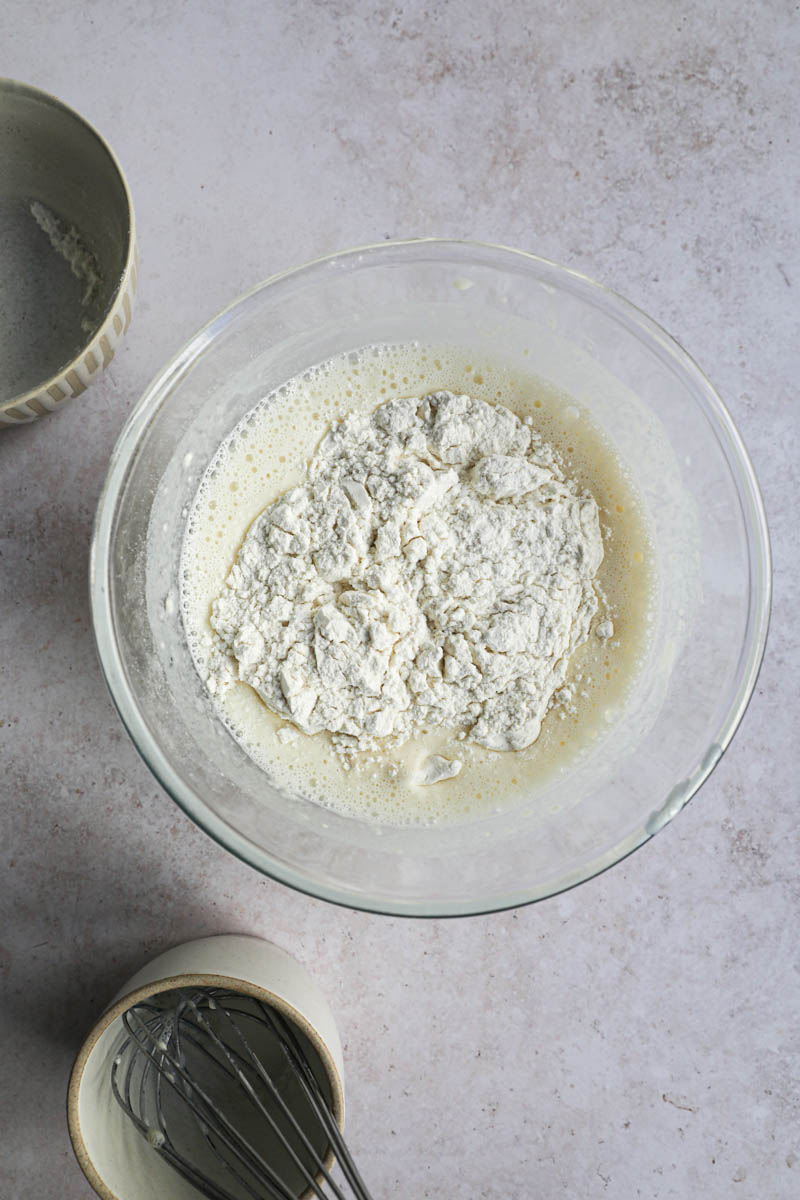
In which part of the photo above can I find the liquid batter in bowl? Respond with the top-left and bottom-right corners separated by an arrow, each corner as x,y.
181,342 -> 656,826
93,240 -> 768,912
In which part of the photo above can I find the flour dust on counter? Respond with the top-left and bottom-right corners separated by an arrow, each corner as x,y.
181,343 -> 656,826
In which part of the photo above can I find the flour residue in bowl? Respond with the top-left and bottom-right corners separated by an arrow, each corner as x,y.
29,201 -> 104,331
181,344 -> 656,826
0,198 -> 104,399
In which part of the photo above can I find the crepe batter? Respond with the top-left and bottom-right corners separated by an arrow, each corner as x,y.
181,344 -> 655,826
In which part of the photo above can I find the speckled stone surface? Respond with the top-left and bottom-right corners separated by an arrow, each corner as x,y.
1,3 -> 798,1197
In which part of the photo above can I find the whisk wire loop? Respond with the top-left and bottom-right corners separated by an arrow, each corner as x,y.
110,988 -> 372,1200
177,996 -> 344,1200
124,1002 -> 302,1200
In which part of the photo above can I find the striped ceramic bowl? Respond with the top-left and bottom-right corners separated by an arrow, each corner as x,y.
0,79 -> 137,426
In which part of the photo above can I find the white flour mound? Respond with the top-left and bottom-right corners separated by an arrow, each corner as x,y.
207,391 -> 604,767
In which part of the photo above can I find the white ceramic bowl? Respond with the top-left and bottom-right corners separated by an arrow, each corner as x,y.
0,78 -> 137,424
67,935 -> 344,1200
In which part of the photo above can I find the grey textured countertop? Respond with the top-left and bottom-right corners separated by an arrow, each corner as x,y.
1,3 -> 798,1197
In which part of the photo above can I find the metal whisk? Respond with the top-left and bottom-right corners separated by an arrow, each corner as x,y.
111,988 -> 372,1200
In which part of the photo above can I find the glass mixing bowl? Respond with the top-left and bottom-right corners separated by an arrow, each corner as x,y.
90,240 -> 770,916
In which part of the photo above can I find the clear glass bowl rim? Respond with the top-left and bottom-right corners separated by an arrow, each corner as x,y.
90,237 -> 772,917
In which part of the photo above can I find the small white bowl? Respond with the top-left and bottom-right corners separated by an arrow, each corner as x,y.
0,78 -> 137,425
67,934 -> 345,1200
